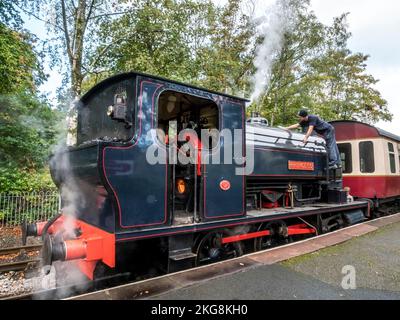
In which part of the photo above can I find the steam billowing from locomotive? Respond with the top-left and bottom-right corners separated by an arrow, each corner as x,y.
251,0 -> 297,103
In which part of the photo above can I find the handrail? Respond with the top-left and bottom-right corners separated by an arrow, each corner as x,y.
247,129 -> 326,147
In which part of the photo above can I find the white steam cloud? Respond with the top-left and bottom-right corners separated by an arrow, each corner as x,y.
49,98 -> 88,239
251,0 -> 297,103
36,99 -> 88,293
22,98 -> 89,297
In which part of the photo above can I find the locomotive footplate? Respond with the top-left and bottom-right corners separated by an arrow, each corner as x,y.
115,201 -> 369,242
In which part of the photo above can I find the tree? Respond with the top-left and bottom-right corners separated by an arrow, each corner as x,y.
85,0 -> 255,96
17,0 -> 125,98
0,23 -> 43,93
249,2 -> 391,126
193,0 -> 256,95
303,16 -> 391,123
0,20 -> 59,192
15,0 -> 391,126
0,0 -> 23,29
89,0 -> 212,87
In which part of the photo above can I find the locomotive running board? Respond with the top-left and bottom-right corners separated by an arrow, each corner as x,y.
115,201 -> 368,242
67,212 -> 400,300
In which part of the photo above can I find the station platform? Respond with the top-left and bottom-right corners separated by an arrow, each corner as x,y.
70,213 -> 400,300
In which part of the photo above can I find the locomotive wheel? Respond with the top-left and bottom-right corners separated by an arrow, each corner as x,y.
194,229 -> 243,267
254,220 -> 291,251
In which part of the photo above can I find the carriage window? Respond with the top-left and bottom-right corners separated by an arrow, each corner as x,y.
398,145 -> 400,173
338,143 -> 352,173
359,141 -> 375,173
388,142 -> 396,173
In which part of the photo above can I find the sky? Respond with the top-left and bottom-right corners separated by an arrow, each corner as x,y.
24,0 -> 400,135
311,0 -> 400,135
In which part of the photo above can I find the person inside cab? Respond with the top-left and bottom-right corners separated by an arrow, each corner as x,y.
284,109 -> 342,169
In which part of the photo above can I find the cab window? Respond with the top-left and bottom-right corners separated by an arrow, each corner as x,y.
157,90 -> 219,148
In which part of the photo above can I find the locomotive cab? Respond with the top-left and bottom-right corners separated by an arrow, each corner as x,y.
157,91 -> 219,224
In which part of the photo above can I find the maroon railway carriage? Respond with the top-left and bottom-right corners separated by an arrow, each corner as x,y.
331,120 -> 400,212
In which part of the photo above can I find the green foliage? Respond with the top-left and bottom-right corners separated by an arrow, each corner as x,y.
0,165 -> 56,193
249,7 -> 391,125
91,0 -> 212,85
87,0 -> 390,126
84,0 -> 255,95
192,0 -> 255,94
0,0 -> 23,28
18,0 -> 130,98
0,93 -> 59,169
0,23 -> 42,93
0,22 -> 59,193
306,49 -> 391,123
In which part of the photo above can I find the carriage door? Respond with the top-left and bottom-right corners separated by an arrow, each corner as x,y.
201,99 -> 246,220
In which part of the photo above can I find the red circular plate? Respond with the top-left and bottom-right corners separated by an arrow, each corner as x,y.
219,180 -> 231,191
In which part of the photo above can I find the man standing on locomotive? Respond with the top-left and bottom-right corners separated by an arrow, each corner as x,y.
284,109 -> 342,169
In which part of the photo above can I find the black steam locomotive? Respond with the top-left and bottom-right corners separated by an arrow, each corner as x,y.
23,72 -> 368,280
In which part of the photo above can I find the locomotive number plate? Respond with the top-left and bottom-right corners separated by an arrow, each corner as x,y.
288,160 -> 314,171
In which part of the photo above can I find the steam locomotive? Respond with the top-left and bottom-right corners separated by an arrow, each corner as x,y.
22,72 -> 370,280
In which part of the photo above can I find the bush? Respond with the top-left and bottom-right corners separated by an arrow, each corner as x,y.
0,165 -> 56,193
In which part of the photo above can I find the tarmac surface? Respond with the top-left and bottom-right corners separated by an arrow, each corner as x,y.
151,221 -> 400,300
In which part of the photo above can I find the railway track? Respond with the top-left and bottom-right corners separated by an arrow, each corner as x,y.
0,244 -> 42,273
3,272 -> 132,300
0,259 -> 40,273
0,244 -> 42,256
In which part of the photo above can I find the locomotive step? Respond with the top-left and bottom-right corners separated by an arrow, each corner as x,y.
169,248 -> 197,261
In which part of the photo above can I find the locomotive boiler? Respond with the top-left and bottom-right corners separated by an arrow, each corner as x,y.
22,72 -> 369,280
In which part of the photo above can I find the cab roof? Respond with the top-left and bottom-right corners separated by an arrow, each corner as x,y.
80,71 -> 250,104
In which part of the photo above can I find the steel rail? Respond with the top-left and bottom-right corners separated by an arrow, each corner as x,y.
0,259 -> 40,273
0,244 -> 42,256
